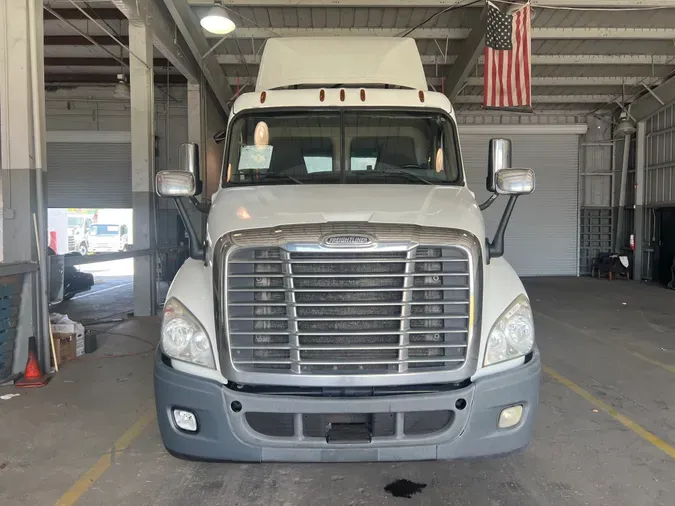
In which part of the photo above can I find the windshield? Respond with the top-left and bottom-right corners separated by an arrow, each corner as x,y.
68,217 -> 83,227
90,224 -> 120,236
223,110 -> 462,186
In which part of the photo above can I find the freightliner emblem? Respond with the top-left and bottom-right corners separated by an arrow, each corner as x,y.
322,234 -> 374,248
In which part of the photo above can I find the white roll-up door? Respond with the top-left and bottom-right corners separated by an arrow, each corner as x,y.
46,131 -> 132,209
459,127 -> 582,276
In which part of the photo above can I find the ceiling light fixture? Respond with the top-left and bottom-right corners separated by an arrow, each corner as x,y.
113,74 -> 130,100
200,3 -> 236,35
615,111 -> 636,137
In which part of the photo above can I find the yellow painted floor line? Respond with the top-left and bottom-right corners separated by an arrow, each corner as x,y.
628,351 -> 675,374
55,403 -> 156,506
543,365 -> 675,460
534,311 -> 674,374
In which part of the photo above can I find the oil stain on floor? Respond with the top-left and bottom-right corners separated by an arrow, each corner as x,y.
384,479 -> 427,498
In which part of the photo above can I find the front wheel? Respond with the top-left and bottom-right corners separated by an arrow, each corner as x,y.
79,242 -> 88,256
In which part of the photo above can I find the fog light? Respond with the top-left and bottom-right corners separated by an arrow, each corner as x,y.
498,404 -> 523,428
173,409 -> 198,432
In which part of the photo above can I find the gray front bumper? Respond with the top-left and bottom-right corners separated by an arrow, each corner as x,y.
154,350 -> 541,462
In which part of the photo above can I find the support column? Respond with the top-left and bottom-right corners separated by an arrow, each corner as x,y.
187,83 -> 201,147
0,0 -> 49,368
614,134 -> 632,253
633,121 -> 646,281
130,22 -> 157,316
186,83 -> 209,238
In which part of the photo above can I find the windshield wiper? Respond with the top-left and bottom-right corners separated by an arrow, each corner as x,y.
359,170 -> 434,185
257,173 -> 304,184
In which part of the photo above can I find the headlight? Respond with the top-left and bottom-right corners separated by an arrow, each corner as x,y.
484,295 -> 534,367
161,298 -> 215,369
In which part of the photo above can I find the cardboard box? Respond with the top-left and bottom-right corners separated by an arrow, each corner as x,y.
52,332 -> 77,365
51,321 -> 85,366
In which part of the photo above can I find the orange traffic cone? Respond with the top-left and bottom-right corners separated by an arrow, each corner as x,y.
15,336 -> 51,388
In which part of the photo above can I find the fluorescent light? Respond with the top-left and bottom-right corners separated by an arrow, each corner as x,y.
200,5 -> 236,35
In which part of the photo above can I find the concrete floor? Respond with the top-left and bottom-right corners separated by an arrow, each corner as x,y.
1,278 -> 673,505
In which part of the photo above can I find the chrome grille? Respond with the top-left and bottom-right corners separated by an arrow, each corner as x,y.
223,230 -> 475,380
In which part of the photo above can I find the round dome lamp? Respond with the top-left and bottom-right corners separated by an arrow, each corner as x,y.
113,74 -> 130,100
615,111 -> 636,137
200,3 -> 236,35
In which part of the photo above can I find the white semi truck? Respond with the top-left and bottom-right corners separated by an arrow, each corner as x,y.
154,38 -> 540,462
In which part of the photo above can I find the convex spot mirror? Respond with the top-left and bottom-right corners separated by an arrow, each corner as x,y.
156,170 -> 196,197
496,168 -> 535,195
155,142 -> 201,197
487,138 -> 535,195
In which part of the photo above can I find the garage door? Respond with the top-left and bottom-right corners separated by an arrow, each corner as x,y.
46,131 -> 132,208
459,125 -> 584,276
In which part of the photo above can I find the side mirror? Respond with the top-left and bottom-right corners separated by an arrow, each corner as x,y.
155,170 -> 196,197
487,138 -> 511,192
496,168 -> 535,195
179,142 -> 202,195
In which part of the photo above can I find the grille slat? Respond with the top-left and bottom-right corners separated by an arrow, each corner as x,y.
234,357 -> 466,366
229,329 -> 468,336
227,287 -> 469,292
229,301 -> 470,307
229,315 -> 468,321
229,258 -> 468,264
226,236 -> 472,377
229,273 -> 468,278
232,344 -> 468,351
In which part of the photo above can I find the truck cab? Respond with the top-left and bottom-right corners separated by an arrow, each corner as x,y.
88,223 -> 129,253
153,38 -> 540,462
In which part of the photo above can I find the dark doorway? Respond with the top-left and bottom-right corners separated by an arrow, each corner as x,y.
655,207 -> 675,287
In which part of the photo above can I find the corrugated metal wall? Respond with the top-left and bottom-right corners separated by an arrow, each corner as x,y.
460,131 -> 580,276
646,106 -> 675,205
47,142 -> 132,208
641,103 -> 675,280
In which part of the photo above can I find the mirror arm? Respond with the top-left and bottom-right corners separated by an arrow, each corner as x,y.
479,193 -> 499,211
487,195 -> 518,261
189,196 -> 211,214
174,197 -> 205,261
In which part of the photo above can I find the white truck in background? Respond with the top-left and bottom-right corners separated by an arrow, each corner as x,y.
67,213 -> 92,256
88,209 -> 133,253
153,38 -> 540,462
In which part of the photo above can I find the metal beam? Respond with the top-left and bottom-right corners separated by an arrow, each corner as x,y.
463,76 -> 662,87
46,72 -> 660,88
453,94 -> 617,104
189,0 -> 675,5
44,34 -> 129,45
215,53 -> 675,66
211,27 -> 675,40
43,8 -> 125,20
199,75 -> 663,88
110,0 -> 201,84
64,247 -> 186,267
630,75 -> 675,121
45,57 -> 170,66
444,6 -> 485,99
160,0 -> 234,116
45,73 -> 186,84
518,54 -> 675,66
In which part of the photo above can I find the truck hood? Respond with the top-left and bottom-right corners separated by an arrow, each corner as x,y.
207,184 -> 485,244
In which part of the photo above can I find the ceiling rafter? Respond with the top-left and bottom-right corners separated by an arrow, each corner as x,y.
210,27 -> 675,40
210,54 -> 675,66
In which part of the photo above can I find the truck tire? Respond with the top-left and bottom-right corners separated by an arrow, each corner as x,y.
79,242 -> 88,256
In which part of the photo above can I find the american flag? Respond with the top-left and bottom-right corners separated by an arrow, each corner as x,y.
483,1 -> 531,110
